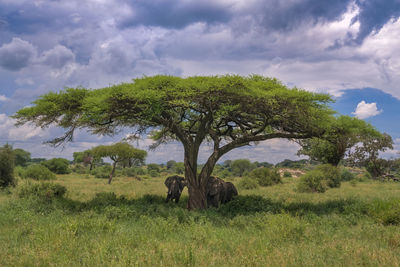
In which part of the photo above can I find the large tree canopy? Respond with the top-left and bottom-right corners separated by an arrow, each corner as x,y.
14,75 -> 334,209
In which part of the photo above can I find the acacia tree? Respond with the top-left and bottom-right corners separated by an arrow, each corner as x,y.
349,133 -> 393,178
297,115 -> 382,166
90,142 -> 147,184
14,75 -> 333,209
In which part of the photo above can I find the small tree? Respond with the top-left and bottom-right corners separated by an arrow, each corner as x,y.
14,148 -> 31,167
297,115 -> 381,166
91,143 -> 147,184
41,158 -> 71,174
231,159 -> 255,177
0,144 -> 15,187
349,133 -> 393,178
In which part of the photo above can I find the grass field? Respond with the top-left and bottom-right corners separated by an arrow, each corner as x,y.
1,173 -> 400,266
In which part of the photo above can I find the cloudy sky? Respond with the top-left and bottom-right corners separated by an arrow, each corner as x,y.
0,0 -> 400,164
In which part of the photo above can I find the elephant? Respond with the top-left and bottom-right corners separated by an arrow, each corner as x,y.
164,175 -> 187,203
221,181 -> 238,204
206,176 -> 238,208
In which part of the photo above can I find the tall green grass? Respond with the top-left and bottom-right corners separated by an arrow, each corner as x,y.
0,174 -> 399,266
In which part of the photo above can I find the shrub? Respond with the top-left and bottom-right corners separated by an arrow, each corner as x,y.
340,168 -> 355,181
23,164 -> 56,180
17,182 -> 66,200
248,167 -> 281,186
148,170 -> 159,177
316,164 -> 341,188
91,165 -> 112,178
136,168 -> 146,175
70,164 -> 87,174
238,177 -> 259,189
122,167 -> 137,177
0,144 -> 15,188
297,169 -> 328,193
41,158 -> 71,174
283,171 -> 292,178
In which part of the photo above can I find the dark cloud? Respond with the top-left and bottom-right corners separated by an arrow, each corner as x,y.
353,0 -> 400,43
118,0 -> 232,29
0,38 -> 36,71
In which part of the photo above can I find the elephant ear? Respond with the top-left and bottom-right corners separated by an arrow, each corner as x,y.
164,176 -> 175,187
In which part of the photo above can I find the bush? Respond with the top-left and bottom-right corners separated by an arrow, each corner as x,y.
23,164 -> 56,180
0,144 -> 15,188
340,168 -> 355,181
71,164 -> 87,174
136,168 -> 146,175
91,165 -> 112,178
148,170 -> 159,177
297,164 -> 341,193
238,177 -> 259,190
17,182 -> 67,200
122,167 -> 137,177
297,170 -> 328,193
283,171 -> 292,178
248,167 -> 281,186
41,158 -> 71,174
316,164 -> 341,188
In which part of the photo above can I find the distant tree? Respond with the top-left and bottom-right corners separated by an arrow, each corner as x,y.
14,75 -> 334,209
0,144 -> 15,187
349,133 -> 393,178
30,158 -> 46,163
91,143 -> 147,184
14,148 -> 31,167
173,162 -> 185,174
41,158 -> 71,174
297,115 -> 381,166
231,159 -> 255,177
73,151 -> 85,164
166,160 -> 177,170
147,163 -> 160,173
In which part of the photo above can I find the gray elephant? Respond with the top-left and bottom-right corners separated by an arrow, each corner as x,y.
206,176 -> 238,208
165,175 -> 187,203
221,181 -> 238,204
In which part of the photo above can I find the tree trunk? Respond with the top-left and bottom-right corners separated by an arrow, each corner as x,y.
185,147 -> 221,210
108,162 -> 117,184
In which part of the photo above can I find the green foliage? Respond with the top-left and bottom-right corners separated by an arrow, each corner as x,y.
316,164 -> 341,188
297,164 -> 341,193
13,148 -> 31,167
121,167 -> 137,177
41,158 -> 71,174
91,165 -> 113,179
297,170 -> 328,193
248,167 -> 281,186
275,159 -> 316,169
17,182 -> 66,200
0,144 -> 15,187
238,177 -> 259,189
368,199 -> 400,225
173,162 -> 185,174
231,159 -> 255,177
340,168 -> 355,181
70,164 -> 87,174
23,164 -> 56,180
147,163 -> 160,173
283,171 -> 292,178
349,133 -> 393,178
148,170 -> 159,177
297,115 -> 382,166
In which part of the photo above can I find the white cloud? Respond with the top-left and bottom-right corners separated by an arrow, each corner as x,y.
352,100 -> 383,119
0,113 -> 49,141
0,95 -> 9,102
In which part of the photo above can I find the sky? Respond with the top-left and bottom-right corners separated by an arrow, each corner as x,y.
0,0 -> 399,164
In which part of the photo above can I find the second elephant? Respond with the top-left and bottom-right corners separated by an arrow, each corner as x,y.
206,176 -> 238,208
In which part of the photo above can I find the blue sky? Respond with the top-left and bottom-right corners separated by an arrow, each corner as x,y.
0,0 -> 399,163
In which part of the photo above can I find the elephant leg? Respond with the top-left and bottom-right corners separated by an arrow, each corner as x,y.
166,194 -> 171,203
175,194 -> 180,203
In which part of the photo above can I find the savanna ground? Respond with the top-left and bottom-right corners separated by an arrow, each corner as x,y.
1,172 -> 400,266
